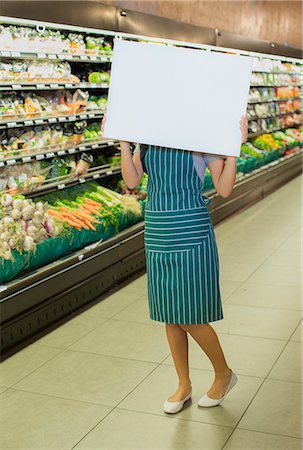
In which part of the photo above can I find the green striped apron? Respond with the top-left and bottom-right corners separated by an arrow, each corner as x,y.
143,145 -> 223,324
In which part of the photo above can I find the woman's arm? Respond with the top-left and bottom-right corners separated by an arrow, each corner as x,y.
101,116 -> 143,189
207,115 -> 248,198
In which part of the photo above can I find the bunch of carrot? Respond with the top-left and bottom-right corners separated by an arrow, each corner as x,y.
47,197 -> 103,232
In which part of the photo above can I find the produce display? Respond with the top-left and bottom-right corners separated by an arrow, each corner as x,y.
0,120 -> 106,158
250,72 -> 301,86
0,193 -> 63,261
0,60 -> 80,83
0,25 -> 113,56
0,182 -> 144,283
252,58 -> 302,74
0,90 -> 107,121
248,111 -> 302,134
248,86 -> 301,103
247,98 -> 301,119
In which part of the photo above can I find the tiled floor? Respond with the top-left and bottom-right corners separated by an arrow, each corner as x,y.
1,175 -> 302,449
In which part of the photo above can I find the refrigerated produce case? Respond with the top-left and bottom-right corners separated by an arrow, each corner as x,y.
0,12 -> 302,359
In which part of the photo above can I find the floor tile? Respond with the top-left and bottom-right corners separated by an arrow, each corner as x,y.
238,378 -> 302,438
278,228 -> 302,251
120,274 -> 148,296
0,389 -> 111,449
69,318 -> 169,362
163,333 -> 285,378
81,289 -> 143,320
246,264 -> 300,287
219,247 -> 273,267
225,282 -> 302,310
118,364 -> 263,428
13,350 -> 157,406
213,304 -> 300,340
220,280 -> 243,301
111,295 -> 162,326
220,261 -> 259,282
291,320 -> 303,342
223,428 -> 302,450
0,344 -> 62,387
35,314 -> 107,350
264,248 -> 301,268
75,407 -> 232,449
0,386 -> 8,394
268,341 -> 302,383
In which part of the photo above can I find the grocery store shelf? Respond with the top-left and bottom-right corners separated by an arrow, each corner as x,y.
248,110 -> 301,121
22,164 -> 122,198
248,96 -> 302,104
0,110 -> 105,130
0,139 -> 117,166
1,150 -> 302,359
0,82 -> 109,91
250,84 -> 301,88
248,123 -> 302,138
252,70 -> 301,75
0,49 -> 112,63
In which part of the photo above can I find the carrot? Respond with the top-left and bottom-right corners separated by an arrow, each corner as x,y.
77,211 -> 99,223
84,198 -> 101,207
83,219 -> 96,231
81,205 -> 103,216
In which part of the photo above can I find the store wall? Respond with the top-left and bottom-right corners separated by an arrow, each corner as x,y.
101,0 -> 302,49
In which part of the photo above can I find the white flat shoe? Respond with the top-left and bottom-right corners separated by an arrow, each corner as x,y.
197,370 -> 238,408
163,388 -> 192,414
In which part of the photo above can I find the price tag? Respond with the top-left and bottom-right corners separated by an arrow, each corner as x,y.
70,115 -> 76,121
80,55 -> 87,60
57,150 -> 66,156
50,83 -> 59,88
90,56 -> 97,61
1,51 -> 10,57
92,143 -> 99,149
35,119 -> 44,125
58,117 -> 66,122
80,114 -> 86,119
49,54 -> 57,59
7,159 -> 16,166
101,56 -> 108,62
22,156 -> 32,163
48,117 -> 57,123
79,178 -> 86,183
38,53 -> 46,59
68,148 -> 76,154
36,84 -> 46,89
24,120 -> 34,126
0,161 -> 5,167
107,141 -> 114,146
101,83 -> 109,89
59,54 -> 66,59
7,122 -> 17,128
11,51 -> 21,57
93,173 -> 100,179
36,154 -> 45,160
106,170 -> 113,175
88,113 -> 95,118
12,84 -> 22,90
46,152 -> 55,158
79,146 -> 85,151
65,83 -> 73,88
58,183 -> 66,190
79,82 -> 86,88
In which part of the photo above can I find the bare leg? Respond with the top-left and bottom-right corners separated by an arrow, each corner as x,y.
165,323 -> 192,402
179,323 -> 232,399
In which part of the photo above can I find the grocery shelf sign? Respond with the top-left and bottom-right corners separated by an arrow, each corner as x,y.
104,38 -> 253,157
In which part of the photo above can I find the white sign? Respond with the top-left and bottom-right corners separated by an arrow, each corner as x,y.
104,39 -> 253,157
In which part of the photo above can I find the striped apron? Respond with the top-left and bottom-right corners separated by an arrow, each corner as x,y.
143,145 -> 223,325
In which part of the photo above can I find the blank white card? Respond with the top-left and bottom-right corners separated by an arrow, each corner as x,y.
104,39 -> 253,157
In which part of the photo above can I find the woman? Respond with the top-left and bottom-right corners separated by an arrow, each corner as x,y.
102,115 -> 248,414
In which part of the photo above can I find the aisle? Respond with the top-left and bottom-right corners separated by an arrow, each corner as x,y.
0,175 -> 301,450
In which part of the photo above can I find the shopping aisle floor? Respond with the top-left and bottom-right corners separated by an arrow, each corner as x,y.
1,175 -> 302,450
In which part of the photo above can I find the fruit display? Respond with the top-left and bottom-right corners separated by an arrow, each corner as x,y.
0,25 -> 113,56
247,98 -> 301,119
0,193 -> 64,260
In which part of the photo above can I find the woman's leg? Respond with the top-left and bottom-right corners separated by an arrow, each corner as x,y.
179,323 -> 232,399
165,323 -> 192,401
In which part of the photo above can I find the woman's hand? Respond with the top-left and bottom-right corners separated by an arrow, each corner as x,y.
240,114 -> 248,144
101,113 -> 106,134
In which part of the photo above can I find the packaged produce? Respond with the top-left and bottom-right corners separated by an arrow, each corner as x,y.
75,153 -> 93,175
88,71 -> 110,84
